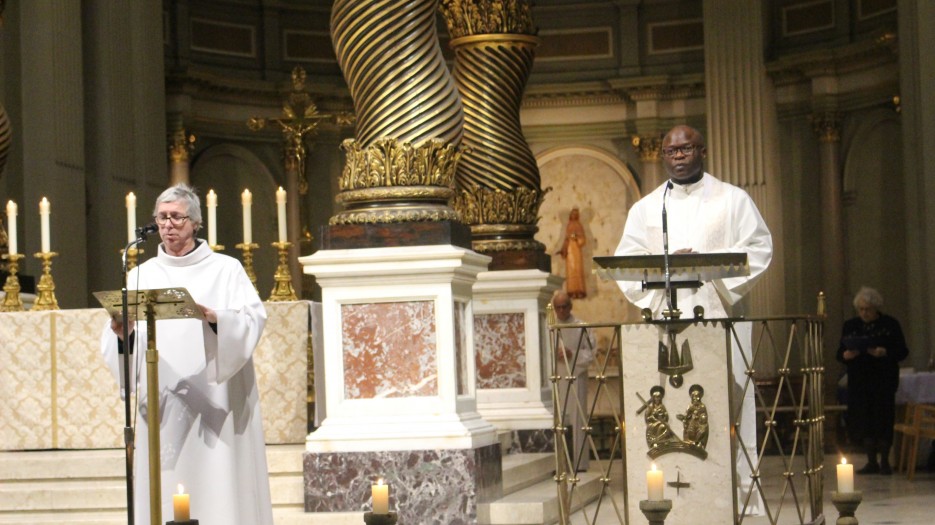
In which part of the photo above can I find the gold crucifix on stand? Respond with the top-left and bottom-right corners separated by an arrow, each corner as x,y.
247,66 -> 354,300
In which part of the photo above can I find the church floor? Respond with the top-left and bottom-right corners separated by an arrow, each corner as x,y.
568,453 -> 935,525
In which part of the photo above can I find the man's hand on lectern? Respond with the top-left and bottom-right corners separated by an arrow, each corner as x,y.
673,248 -> 695,254
198,304 -> 218,324
111,316 -> 135,340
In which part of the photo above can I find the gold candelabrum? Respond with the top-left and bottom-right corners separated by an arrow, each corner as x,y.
32,251 -> 59,311
269,241 -> 297,301
1,253 -> 25,312
209,243 -> 225,252
236,242 -> 260,292
120,247 -> 143,271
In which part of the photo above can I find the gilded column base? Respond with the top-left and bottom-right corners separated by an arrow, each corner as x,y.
32,251 -> 59,311
1,253 -> 25,312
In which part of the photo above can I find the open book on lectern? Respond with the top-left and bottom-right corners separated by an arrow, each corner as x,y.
593,252 -> 749,286
92,287 -> 205,323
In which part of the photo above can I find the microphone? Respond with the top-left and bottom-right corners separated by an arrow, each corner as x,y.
662,181 -> 673,317
135,223 -> 159,240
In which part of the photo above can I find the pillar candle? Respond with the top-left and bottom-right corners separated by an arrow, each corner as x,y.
647,463 -> 664,501
173,484 -> 190,521
372,479 -> 389,515
6,200 -> 16,255
241,189 -> 252,244
125,192 -> 137,244
39,197 -> 50,253
275,186 -> 287,243
206,189 -> 218,246
837,457 -> 854,493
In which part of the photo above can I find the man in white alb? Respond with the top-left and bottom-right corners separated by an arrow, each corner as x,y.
615,125 -> 772,515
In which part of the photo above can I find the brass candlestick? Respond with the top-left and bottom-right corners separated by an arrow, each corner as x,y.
32,251 -> 59,311
639,499 -> 672,525
363,512 -> 397,525
1,253 -> 25,312
209,243 -> 225,252
832,491 -> 862,525
235,242 -> 260,291
120,247 -> 144,271
269,241 -> 297,301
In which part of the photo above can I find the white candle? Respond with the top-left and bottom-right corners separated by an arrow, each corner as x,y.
837,457 -> 854,493
206,189 -> 218,246
39,197 -> 50,253
647,463 -> 664,501
276,186 -> 287,243
125,192 -> 137,244
6,200 -> 16,255
173,484 -> 190,521
241,189 -> 252,244
371,479 -> 389,515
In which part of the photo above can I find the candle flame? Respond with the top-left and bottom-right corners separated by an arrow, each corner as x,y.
650,463 -> 657,472
376,478 -> 384,486
841,457 -> 847,465
177,483 -> 185,495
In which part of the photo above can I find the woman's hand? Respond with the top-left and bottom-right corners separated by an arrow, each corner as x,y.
111,317 -> 135,340
198,304 -> 218,324
842,349 -> 860,361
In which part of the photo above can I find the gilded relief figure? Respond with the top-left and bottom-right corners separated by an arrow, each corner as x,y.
642,386 -> 681,449
677,384 -> 709,449
557,207 -> 587,298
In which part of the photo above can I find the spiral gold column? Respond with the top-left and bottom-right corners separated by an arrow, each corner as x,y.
329,0 -> 465,225
441,1 -> 547,267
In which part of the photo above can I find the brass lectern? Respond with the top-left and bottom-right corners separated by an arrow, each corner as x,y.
94,287 -> 204,525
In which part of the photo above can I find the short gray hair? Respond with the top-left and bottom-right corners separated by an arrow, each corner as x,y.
853,286 -> 884,309
153,183 -> 202,230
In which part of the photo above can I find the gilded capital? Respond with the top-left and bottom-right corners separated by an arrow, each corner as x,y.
811,112 -> 842,143
632,135 -> 664,163
168,129 -> 196,163
440,0 -> 535,39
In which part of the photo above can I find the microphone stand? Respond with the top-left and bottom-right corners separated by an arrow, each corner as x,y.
120,226 -> 154,525
661,181 -> 679,319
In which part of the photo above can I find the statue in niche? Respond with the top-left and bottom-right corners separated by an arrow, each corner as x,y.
678,384 -> 709,449
557,207 -> 587,298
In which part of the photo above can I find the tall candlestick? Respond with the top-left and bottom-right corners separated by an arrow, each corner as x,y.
125,192 -> 137,244
6,200 -> 16,255
241,189 -> 253,244
206,189 -> 218,246
275,186 -> 287,243
647,463 -> 664,501
39,197 -> 50,253
173,484 -> 190,521
372,479 -> 389,515
837,457 -> 854,493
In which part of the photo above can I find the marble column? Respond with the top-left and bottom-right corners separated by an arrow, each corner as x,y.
167,127 -> 193,186
473,270 -> 561,451
702,0 -> 785,320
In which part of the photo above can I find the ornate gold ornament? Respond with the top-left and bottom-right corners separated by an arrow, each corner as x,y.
811,112 -> 842,143
168,128 -> 196,164
632,135 -> 664,162
636,385 -> 707,460
439,0 -> 535,38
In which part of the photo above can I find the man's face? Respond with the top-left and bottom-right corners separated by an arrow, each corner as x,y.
662,128 -> 706,182
552,299 -> 572,321
855,299 -> 879,323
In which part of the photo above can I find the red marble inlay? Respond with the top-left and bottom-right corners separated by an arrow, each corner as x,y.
474,313 -> 526,389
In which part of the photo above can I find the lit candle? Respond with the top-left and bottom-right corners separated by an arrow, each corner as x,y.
276,186 -> 287,243
647,463 -> 664,501
125,192 -> 137,244
837,457 -> 854,493
173,484 -> 190,521
206,189 -> 218,246
39,197 -> 50,253
241,189 -> 252,244
371,479 -> 389,515
6,200 -> 16,255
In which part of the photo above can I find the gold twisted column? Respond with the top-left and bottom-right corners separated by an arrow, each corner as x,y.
329,0 -> 464,225
32,252 -> 59,311
441,1 -> 547,262
1,253 -> 24,312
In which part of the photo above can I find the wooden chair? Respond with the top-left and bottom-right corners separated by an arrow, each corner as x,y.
893,403 -> 935,480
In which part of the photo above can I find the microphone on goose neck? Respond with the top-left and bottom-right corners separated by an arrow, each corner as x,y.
662,180 -> 674,317
135,223 -> 159,240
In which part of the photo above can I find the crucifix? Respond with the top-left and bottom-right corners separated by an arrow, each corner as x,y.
247,66 -> 354,296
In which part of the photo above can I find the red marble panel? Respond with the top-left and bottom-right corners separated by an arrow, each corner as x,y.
474,313 -> 526,389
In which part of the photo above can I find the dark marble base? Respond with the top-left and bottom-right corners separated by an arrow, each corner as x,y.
506,428 -> 555,455
484,249 -> 551,272
304,444 -> 502,525
321,220 -> 473,250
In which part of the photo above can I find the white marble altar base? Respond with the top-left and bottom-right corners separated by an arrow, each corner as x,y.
300,245 -> 498,452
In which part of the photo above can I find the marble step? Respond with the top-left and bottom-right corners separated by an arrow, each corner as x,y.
478,471 -> 605,525
501,452 -> 554,494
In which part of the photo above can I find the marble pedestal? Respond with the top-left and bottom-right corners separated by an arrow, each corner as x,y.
473,269 -> 561,453
300,245 -> 501,523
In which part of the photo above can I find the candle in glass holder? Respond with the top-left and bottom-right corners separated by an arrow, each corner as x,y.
39,197 -> 50,253
647,463 -> 664,501
276,186 -> 287,243
173,484 -> 190,521
372,479 -> 389,515
241,189 -> 253,244
126,192 -> 137,244
837,457 -> 854,493
6,200 -> 16,255
206,189 -> 218,246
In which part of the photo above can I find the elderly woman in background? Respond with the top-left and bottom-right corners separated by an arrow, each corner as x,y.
837,286 -> 909,475
101,184 -> 272,525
